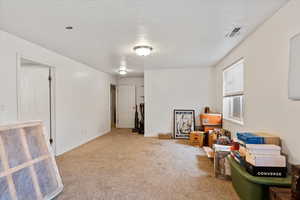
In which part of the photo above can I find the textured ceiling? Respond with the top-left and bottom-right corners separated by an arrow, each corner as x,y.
0,0 -> 288,76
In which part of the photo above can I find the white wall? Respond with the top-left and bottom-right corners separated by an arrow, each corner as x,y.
214,0 -> 300,164
0,30 -> 116,155
144,68 -> 215,137
117,77 -> 144,86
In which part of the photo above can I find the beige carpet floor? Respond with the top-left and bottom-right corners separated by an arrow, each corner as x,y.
56,128 -> 239,200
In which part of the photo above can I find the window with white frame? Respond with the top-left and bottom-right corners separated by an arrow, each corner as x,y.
223,59 -> 244,123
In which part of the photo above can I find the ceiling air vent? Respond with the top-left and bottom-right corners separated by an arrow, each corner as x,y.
227,27 -> 242,38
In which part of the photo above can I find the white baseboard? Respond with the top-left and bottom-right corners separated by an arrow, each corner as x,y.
56,129 -> 111,156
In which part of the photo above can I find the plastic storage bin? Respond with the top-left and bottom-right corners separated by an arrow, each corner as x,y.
228,156 -> 291,200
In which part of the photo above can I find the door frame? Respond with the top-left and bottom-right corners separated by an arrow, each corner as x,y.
116,84 -> 136,128
16,53 -> 57,155
110,84 -> 117,128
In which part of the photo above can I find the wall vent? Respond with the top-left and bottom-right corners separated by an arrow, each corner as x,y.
227,27 -> 242,38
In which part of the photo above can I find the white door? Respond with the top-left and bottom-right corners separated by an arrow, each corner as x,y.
116,85 -> 136,128
19,65 -> 53,147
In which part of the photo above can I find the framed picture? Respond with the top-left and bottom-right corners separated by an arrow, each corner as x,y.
173,109 -> 195,139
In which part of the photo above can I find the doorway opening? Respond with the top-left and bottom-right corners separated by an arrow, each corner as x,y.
110,84 -> 117,128
115,77 -> 144,134
116,85 -> 136,128
18,57 -> 56,154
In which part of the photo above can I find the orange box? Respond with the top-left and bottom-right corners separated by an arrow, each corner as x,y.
200,113 -> 222,126
204,125 -> 222,132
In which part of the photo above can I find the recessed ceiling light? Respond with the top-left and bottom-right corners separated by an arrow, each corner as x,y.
133,45 -> 153,56
65,26 -> 73,30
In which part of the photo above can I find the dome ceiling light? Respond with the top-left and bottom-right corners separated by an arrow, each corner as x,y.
133,45 -> 153,56
118,65 -> 127,75
119,69 -> 127,75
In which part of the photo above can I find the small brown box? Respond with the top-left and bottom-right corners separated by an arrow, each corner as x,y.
189,131 -> 204,146
208,133 -> 218,148
269,187 -> 291,200
158,133 -> 172,139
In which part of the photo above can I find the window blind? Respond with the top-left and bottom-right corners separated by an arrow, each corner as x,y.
223,59 -> 244,123
223,59 -> 244,97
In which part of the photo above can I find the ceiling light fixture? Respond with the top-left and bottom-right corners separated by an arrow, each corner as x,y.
118,65 -> 127,75
119,69 -> 127,75
133,45 -> 153,56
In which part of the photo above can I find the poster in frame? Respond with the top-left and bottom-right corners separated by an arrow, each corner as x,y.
173,109 -> 195,139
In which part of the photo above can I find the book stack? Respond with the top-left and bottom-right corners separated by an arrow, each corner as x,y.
234,131 -> 281,162
245,144 -> 287,177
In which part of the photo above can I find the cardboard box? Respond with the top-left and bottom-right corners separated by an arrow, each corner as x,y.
254,132 -> 281,146
189,131 -> 204,146
158,133 -> 172,139
203,125 -> 222,132
200,113 -> 222,126
269,187 -> 291,200
208,132 -> 218,147
246,162 -> 287,177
